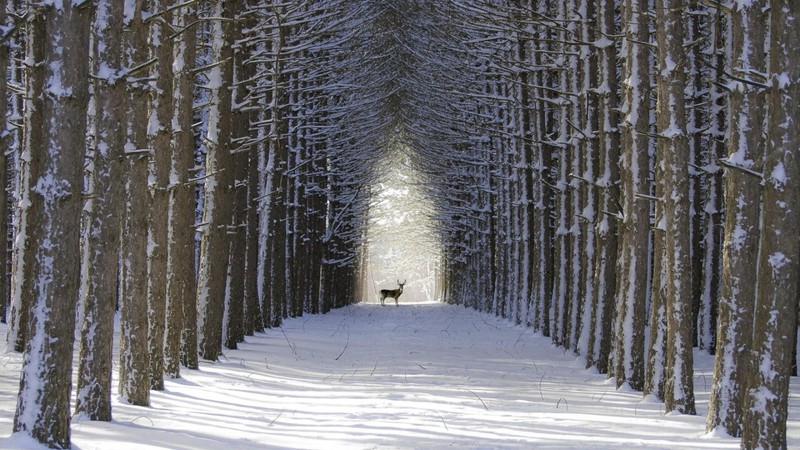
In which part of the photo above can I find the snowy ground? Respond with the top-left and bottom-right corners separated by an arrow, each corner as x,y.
0,302 -> 798,449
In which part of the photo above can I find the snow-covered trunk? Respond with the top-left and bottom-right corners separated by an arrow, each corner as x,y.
75,2 -> 126,421
0,1 -> 9,326
706,0 -> 766,437
588,0 -> 619,374
225,15 -> 253,349
146,0 -> 175,392
241,2 -> 263,335
12,5 -> 90,447
287,69 -> 301,318
685,12 -> 705,351
307,141 -> 327,314
564,0 -> 581,352
532,7 -> 555,336
515,24 -> 532,327
489,79 -> 507,318
614,0 -> 650,391
697,10 -> 726,355
166,5 -> 198,373
502,79 -> 517,321
7,26 -> 33,353
196,0 -> 237,362
576,0 -> 597,360
655,0 -> 696,415
119,1 -> 151,407
508,78 -> 522,324
318,168 -> 334,315
644,248 -> 667,400
551,0 -> 572,347
244,137 -> 263,332
741,2 -> 800,446
6,0 -> 29,350
266,10 -> 289,324
255,21 -> 276,326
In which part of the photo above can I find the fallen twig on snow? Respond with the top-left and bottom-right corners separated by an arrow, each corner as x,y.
467,389 -> 489,411
334,332 -> 350,361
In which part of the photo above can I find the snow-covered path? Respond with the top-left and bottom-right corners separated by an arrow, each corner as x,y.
1,303 -> 798,449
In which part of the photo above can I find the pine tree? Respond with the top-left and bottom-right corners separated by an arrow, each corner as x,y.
614,0 -> 651,391
146,0 -> 175,391
118,1 -> 152,407
166,5 -> 199,373
656,0 -> 695,415
197,0 -> 238,361
706,0 -> 767,436
741,1 -> 800,446
12,4 -> 91,447
76,1 -> 126,421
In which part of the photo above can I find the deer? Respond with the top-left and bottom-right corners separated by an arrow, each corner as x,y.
379,280 -> 406,306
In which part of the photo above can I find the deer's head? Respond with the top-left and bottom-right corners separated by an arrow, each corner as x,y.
397,280 -> 406,290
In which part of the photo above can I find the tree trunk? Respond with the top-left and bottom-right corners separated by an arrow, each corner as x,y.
697,9 -> 726,355
119,2 -> 152,407
614,0 -> 651,391
76,1 -> 126,421
12,5 -> 90,447
741,2 -> 800,446
146,0 -> 174,392
197,0 -> 238,361
243,1 -> 263,333
0,1 -> 8,326
576,0 -> 598,360
166,6 -> 199,373
706,0 -> 766,436
589,0 -> 619,374
656,0 -> 695,415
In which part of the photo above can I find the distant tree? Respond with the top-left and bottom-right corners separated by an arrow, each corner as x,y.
12,4 -> 91,447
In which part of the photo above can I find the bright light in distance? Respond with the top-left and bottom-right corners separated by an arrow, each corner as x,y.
363,150 -> 442,303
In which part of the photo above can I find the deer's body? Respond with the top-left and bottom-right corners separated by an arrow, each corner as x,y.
380,280 -> 406,306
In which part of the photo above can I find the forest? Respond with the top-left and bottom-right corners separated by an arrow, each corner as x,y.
0,0 -> 798,449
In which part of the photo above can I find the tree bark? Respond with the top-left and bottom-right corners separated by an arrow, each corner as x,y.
656,0 -> 695,415
706,0 -> 766,436
741,1 -> 800,446
118,2 -> 152,407
0,1 -> 8,326
197,0 -> 238,361
12,4 -> 90,447
589,0 -> 619,374
166,5 -> 199,373
76,1 -> 126,421
146,0 -> 174,391
614,0 -> 651,391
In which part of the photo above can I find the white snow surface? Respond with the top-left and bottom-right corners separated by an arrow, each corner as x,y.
1,303 -> 798,449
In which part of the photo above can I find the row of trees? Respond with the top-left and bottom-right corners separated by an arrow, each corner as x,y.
426,0 -> 798,448
3,1 -> 393,447
3,0 -> 798,448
